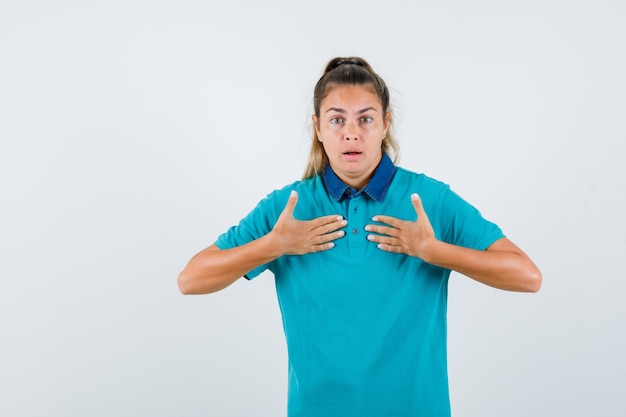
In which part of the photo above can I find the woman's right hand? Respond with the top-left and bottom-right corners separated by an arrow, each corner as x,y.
178,190 -> 346,294
269,190 -> 347,255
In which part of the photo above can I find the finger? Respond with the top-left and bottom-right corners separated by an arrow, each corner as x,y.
367,233 -> 399,246
312,241 -> 337,252
411,193 -> 427,219
314,229 -> 346,245
370,215 -> 403,228
365,224 -> 399,237
315,219 -> 347,235
302,223 -> 346,247
375,243 -> 405,254
304,236 -> 342,252
280,190 -> 298,218
309,214 -> 346,230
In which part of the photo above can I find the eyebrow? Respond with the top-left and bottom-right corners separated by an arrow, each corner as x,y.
325,106 -> 378,114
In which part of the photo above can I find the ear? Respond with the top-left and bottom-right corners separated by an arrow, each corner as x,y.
312,114 -> 322,142
383,112 -> 391,137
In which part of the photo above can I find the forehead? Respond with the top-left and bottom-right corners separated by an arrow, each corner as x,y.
321,84 -> 382,110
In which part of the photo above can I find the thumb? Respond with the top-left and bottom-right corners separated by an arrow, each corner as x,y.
281,190 -> 298,218
410,193 -> 426,219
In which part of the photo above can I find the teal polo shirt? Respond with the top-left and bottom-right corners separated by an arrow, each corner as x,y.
215,153 -> 504,417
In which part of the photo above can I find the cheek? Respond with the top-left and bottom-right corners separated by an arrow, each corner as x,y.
318,125 -> 336,141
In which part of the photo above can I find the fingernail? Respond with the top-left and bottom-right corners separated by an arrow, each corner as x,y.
327,242 -> 335,248
338,230 -> 345,237
411,193 -> 418,200
341,220 -> 348,226
367,235 -> 375,241
364,225 -> 372,231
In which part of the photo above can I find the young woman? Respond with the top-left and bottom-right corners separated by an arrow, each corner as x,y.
178,57 -> 542,417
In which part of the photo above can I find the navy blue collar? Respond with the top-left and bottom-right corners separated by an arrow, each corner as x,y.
321,152 -> 397,203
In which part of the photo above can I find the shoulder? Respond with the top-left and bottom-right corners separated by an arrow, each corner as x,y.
265,176 -> 322,199
391,166 -> 451,197
256,176 -> 324,210
394,166 -> 446,183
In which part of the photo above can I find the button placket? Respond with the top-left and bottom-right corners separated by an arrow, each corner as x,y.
346,195 -> 366,257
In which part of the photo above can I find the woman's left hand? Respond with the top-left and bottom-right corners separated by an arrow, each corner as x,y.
365,193 -> 436,259
365,193 -> 542,292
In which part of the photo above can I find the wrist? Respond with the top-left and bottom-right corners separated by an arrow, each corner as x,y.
263,229 -> 288,258
418,238 -> 445,265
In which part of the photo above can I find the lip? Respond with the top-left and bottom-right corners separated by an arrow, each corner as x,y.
342,151 -> 362,161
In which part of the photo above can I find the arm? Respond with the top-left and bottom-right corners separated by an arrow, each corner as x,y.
365,193 -> 542,292
177,191 -> 347,295
418,236 -> 541,292
177,240 -> 280,295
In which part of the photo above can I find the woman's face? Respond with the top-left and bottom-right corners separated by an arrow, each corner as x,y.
313,84 -> 390,190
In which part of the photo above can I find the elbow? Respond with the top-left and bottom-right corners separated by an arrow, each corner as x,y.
177,271 -> 197,295
177,269 -> 225,295
177,272 -> 191,295
524,267 -> 543,293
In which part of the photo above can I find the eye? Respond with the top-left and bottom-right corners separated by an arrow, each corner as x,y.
330,116 -> 344,124
360,116 -> 373,123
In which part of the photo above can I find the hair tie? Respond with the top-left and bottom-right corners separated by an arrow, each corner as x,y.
329,60 -> 363,70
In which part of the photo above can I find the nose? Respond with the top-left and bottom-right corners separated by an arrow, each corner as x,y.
344,121 -> 358,140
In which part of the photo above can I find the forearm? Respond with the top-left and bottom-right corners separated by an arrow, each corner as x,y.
422,238 -> 542,292
178,193 -> 348,295
177,234 -> 283,295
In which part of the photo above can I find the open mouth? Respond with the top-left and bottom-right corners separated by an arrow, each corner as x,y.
342,151 -> 362,161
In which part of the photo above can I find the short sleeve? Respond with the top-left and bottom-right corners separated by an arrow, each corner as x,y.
435,186 -> 505,250
214,190 -> 285,280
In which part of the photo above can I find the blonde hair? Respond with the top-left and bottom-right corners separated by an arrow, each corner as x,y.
303,57 -> 400,179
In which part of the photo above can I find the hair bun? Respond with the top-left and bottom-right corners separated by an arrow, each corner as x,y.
327,59 -> 364,71
325,58 -> 367,72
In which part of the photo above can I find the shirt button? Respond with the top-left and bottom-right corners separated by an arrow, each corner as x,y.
352,228 -> 359,235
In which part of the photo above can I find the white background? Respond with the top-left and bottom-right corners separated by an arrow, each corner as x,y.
1,1 -> 624,416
